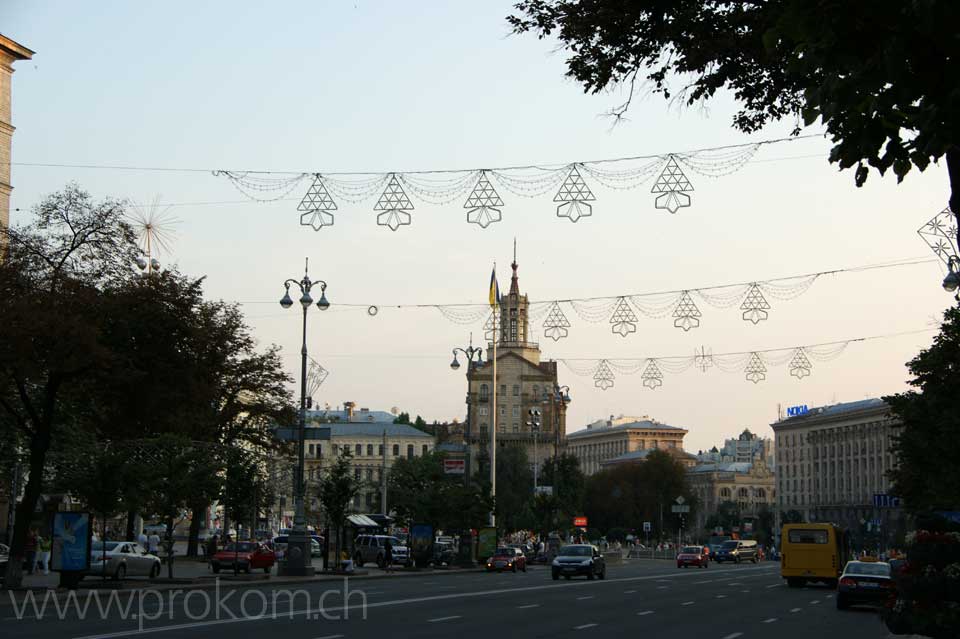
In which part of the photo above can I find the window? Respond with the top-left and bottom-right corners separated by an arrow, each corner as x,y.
480,422 -> 488,433
512,384 -> 520,396
354,468 -> 361,480
480,384 -> 489,400
510,319 -> 517,341
407,444 -> 414,459
513,422 -> 519,432
378,444 -> 383,456
355,444 -> 362,457
532,385 -> 539,398
366,469 -> 373,480
353,495 -> 362,508
512,406 -> 520,418
393,444 -> 400,456
367,444 -> 373,457
500,406 -> 506,417
422,444 -> 428,455
787,529 -> 828,544
500,384 -> 507,396
479,406 -> 489,416
738,487 -> 749,499
720,487 -> 731,498
332,444 -> 339,455
308,444 -> 315,456
316,444 -> 322,458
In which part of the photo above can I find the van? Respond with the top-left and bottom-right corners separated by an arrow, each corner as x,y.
780,523 -> 847,587
714,539 -> 759,563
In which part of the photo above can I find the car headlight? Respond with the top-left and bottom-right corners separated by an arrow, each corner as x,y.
581,559 -> 592,566
552,559 -> 560,566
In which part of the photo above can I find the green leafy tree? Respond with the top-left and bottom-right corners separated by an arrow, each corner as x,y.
509,1 -> 960,239
388,451 -> 450,530
705,501 -> 742,533
540,453 -> 586,523
495,445 -> 534,533
316,451 -> 361,568
885,306 -> 960,512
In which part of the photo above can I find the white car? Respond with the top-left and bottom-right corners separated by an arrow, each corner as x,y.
88,541 -> 161,580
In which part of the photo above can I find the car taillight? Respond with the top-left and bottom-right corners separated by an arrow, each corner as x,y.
839,577 -> 856,587
883,580 -> 896,589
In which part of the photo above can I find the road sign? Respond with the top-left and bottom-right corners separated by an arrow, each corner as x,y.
643,521 -> 652,532
535,485 -> 553,496
873,494 -> 901,508
670,505 -> 690,513
743,522 -> 753,532
675,496 -> 686,505
573,516 -> 588,528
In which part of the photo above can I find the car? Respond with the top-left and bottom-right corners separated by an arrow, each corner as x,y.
432,542 -> 458,566
353,534 -> 411,568
486,547 -> 526,573
210,542 -> 276,574
836,560 -> 895,609
714,539 -> 759,564
677,545 -> 710,569
87,541 -> 161,580
551,544 -> 606,580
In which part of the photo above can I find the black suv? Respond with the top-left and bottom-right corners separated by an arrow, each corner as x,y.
714,539 -> 759,564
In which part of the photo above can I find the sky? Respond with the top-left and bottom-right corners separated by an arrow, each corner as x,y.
2,1 -> 954,453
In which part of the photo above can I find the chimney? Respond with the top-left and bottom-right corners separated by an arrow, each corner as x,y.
344,401 -> 356,420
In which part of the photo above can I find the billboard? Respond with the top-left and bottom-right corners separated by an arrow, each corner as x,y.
573,516 -> 588,528
477,527 -> 497,560
51,512 -> 91,572
443,459 -> 465,475
410,523 -> 434,566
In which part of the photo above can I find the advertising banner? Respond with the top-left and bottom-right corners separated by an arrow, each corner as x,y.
410,523 -> 434,566
573,516 -> 588,528
477,526 -> 497,560
443,459 -> 465,475
52,511 -> 91,572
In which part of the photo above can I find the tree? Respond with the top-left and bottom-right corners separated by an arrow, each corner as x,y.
0,184 -> 137,588
884,306 -> 960,512
705,501 -> 742,533
495,445 -> 535,533
393,412 -> 411,425
315,451 -> 361,569
540,453 -> 586,522
509,1 -> 960,239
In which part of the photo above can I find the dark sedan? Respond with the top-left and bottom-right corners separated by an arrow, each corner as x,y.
551,544 -> 606,580
837,560 -> 894,609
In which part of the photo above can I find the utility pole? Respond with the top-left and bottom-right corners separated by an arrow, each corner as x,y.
381,428 -> 388,515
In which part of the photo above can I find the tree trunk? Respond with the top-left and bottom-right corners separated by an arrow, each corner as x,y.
125,510 -> 136,542
947,147 -> 960,253
186,500 -> 206,558
165,515 -> 175,579
3,422 -> 52,588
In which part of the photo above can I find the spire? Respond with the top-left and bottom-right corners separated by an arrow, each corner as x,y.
510,238 -> 520,296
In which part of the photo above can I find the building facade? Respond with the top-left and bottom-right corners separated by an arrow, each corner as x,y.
463,257 -> 567,474
0,34 -> 33,233
771,398 -> 905,547
567,416 -> 688,476
696,428 -> 775,469
688,459 -> 776,534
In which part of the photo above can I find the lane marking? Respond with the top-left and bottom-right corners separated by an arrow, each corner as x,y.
826,594 -> 834,599
637,610 -> 654,616
722,634 -> 743,639
693,580 -> 713,584
575,623 -> 598,630
657,586 -> 669,589
681,601 -> 695,606
766,583 -> 782,588
762,618 -> 778,624
741,590 -> 750,593
810,600 -> 820,605
68,565 -> 779,639
715,594 -> 727,599
726,582 -> 742,586
314,635 -> 345,639
624,589 -> 637,594
516,604 -> 540,609
790,607 -> 802,613
428,615 -> 462,623
577,595 -> 594,600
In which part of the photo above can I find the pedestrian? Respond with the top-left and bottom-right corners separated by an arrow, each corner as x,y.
384,539 -> 394,573
37,534 -> 52,575
24,527 -> 38,575
148,530 -> 161,556
138,528 -> 148,549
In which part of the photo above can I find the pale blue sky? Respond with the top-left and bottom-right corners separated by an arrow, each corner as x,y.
2,1 -> 952,451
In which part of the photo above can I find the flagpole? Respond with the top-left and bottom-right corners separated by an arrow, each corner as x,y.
490,297 -> 497,528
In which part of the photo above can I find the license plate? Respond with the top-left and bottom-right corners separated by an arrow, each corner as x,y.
563,567 -> 576,572
495,561 -> 506,567
859,582 -> 879,588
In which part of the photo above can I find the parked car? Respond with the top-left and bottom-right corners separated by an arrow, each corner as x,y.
210,542 -> 276,574
714,539 -> 759,564
87,541 -> 161,580
0,543 -> 8,583
551,544 -> 606,580
837,560 -> 894,609
354,534 -> 412,568
677,545 -> 710,569
486,547 -> 526,573
432,542 -> 457,566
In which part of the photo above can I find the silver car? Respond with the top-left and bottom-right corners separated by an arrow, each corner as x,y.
88,541 -> 161,580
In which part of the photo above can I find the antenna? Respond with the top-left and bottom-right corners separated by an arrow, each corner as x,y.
513,237 -> 517,264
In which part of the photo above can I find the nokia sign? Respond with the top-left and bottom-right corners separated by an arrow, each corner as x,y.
786,405 -> 809,417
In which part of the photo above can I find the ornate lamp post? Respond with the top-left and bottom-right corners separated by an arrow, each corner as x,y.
450,339 -> 483,483
278,258 -> 329,576
943,255 -> 960,299
527,408 -> 542,493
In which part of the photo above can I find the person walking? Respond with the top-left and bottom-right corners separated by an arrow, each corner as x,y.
383,539 -> 394,573
148,530 -> 161,556
37,535 -> 52,575
24,528 -> 38,575
138,528 -> 148,549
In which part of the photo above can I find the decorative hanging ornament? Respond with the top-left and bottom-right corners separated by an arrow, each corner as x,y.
554,164 -> 597,222
650,155 -> 693,214
917,206 -> 959,265
695,346 -> 714,372
298,174 -> 338,230
741,283 -> 771,324
744,352 -> 767,384
594,359 -> 615,390
788,347 -> 813,379
609,297 -> 638,337
484,311 -> 501,343
641,360 -> 663,389
542,301 -> 571,341
464,170 -> 505,228
673,291 -> 702,331
374,173 -> 414,231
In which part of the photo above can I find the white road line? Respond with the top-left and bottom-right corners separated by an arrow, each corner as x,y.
790,607 -> 802,613
722,633 -> 743,639
762,618 -> 778,623
624,589 -> 637,594
766,583 -> 782,588
726,582 -> 742,586
516,604 -> 540,609
637,611 -> 655,616
681,601 -> 695,606
428,615 -> 462,623
741,590 -> 750,593
577,595 -> 595,600
693,580 -> 713,584
314,635 -> 345,639
826,594 -> 834,599
715,594 -> 727,598
657,586 -> 669,589
575,623 -> 598,630
810,600 -> 820,605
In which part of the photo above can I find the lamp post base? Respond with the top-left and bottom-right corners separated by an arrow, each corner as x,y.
277,536 -> 315,576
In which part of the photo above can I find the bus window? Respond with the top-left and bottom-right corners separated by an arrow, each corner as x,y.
787,529 -> 829,544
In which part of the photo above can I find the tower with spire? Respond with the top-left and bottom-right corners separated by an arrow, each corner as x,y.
463,242 -> 569,477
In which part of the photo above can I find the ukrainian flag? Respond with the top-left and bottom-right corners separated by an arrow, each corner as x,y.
488,266 -> 500,307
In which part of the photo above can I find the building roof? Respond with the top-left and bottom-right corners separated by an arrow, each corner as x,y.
689,462 -> 754,474
324,422 -> 434,438
567,419 -> 687,440
601,447 -> 697,464
306,408 -> 397,423
777,398 -> 888,425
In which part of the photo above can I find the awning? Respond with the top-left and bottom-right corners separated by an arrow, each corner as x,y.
347,514 -> 380,528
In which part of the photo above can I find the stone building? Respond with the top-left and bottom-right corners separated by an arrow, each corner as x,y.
771,398 -> 905,547
0,34 -> 33,233
567,416 -> 689,476
687,459 -> 776,534
463,256 -> 567,475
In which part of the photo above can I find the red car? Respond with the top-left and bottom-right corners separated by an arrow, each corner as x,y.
677,545 -> 710,569
210,542 -> 276,574
486,547 -> 527,572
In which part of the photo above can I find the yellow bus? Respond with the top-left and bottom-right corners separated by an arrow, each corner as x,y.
780,523 -> 849,587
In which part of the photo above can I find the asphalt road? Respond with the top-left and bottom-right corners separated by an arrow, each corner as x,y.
2,560 -> 895,639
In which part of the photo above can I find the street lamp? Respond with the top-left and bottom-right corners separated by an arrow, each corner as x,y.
450,340 -> 483,371
278,258 -> 329,576
943,256 -> 960,297
527,408 -> 541,492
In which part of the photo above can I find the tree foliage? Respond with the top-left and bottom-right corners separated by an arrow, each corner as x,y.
495,445 -> 535,532
315,451 -> 362,564
509,1 -> 960,229
885,306 -> 960,512
388,451 -> 492,532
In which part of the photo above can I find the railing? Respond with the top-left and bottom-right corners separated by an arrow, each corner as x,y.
626,548 -> 682,560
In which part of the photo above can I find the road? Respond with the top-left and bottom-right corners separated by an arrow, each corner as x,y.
2,560 -> 894,639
